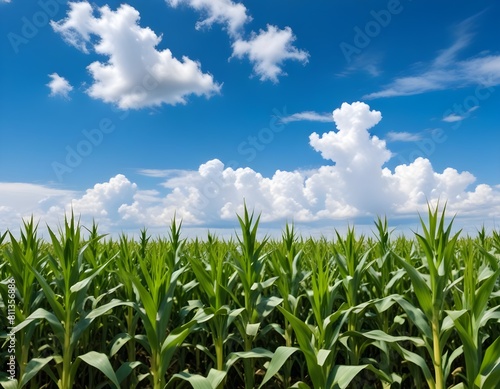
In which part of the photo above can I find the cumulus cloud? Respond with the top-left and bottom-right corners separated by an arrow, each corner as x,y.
165,1 -> 308,82
365,15 -> 500,99
231,25 -> 309,82
166,0 -> 250,37
51,2 -> 221,109
2,102 -> 499,236
47,73 -> 73,99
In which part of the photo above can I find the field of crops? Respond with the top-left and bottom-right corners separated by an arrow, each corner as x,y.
1,205 -> 499,389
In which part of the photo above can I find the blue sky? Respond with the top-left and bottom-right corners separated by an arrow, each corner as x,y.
1,0 -> 499,237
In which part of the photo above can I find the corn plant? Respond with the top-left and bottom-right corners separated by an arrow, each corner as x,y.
2,205 -> 500,388
0,219 -> 46,388
185,233 -> 240,386
11,215 -> 129,389
229,207 -> 281,388
128,219 -> 212,389
261,234 -> 377,389
446,238 -> 500,388
390,204 -> 462,389
108,233 -> 143,389
332,227 -> 375,367
268,223 -> 309,386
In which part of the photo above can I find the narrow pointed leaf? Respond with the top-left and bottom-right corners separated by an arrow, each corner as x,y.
77,351 -> 120,389
259,346 -> 300,388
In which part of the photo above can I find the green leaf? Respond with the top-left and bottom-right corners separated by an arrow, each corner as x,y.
12,308 -> 64,343
131,276 -> 158,332
343,329 -> 425,347
115,361 -> 143,384
160,321 -> 198,375
206,369 -> 227,389
290,382 -> 311,389
246,322 -> 260,336
474,268 -> 500,319
72,299 -> 133,346
167,372 -> 213,389
69,258 -> 112,293
258,346 -> 299,388
278,307 -> 326,388
77,351 -> 120,389
0,379 -> 17,389
225,348 -> 273,369
255,295 -> 283,318
392,295 -> 432,339
317,349 -> 331,367
109,332 -> 133,357
477,336 -> 500,388
393,254 -> 433,318
25,265 -> 65,322
327,365 -> 367,389
396,344 -> 435,389
19,357 -> 54,388
373,296 -> 396,313
251,276 -> 279,291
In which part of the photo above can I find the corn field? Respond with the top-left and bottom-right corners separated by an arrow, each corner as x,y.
1,205 -> 499,389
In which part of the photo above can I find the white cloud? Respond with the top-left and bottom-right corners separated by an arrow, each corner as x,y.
280,111 -> 333,124
165,1 -> 308,82
442,106 -> 479,123
47,73 -> 73,99
337,52 -> 382,78
0,183 -> 75,235
442,114 -> 464,123
2,102 -> 498,238
231,25 -> 309,82
51,2 -> 221,109
166,0 -> 250,37
364,16 -> 500,99
1,0 -> 12,3
386,131 -> 422,142
137,169 -> 189,178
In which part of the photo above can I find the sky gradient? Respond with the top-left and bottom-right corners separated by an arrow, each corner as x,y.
1,0 -> 499,238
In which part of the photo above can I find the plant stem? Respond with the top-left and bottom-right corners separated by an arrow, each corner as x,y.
432,315 -> 443,389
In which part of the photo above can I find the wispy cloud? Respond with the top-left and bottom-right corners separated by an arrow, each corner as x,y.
280,111 -> 333,124
386,131 -> 422,142
442,106 -> 479,123
364,14 -> 500,99
337,51 -> 383,78
442,114 -> 464,123
47,73 -> 73,99
137,169 -> 189,178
